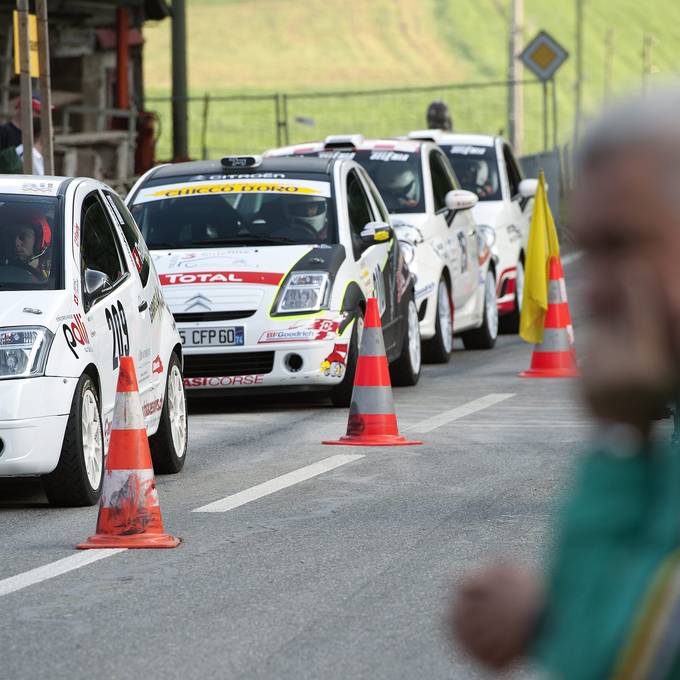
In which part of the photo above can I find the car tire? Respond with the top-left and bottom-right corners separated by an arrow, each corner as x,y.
462,269 -> 499,350
390,296 -> 421,386
500,258 -> 524,334
422,277 -> 452,364
42,374 -> 104,507
330,309 -> 363,408
149,353 -> 188,474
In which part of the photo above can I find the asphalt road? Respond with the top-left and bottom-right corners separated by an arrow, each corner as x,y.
0,258 -> 593,680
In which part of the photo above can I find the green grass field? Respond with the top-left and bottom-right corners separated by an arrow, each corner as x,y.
142,0 -> 680,158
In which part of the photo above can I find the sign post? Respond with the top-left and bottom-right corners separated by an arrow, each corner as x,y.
35,0 -> 54,175
14,2 -> 34,174
519,31 -> 569,153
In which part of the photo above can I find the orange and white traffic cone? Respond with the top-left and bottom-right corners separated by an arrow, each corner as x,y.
77,356 -> 180,549
323,298 -> 422,446
520,256 -> 579,378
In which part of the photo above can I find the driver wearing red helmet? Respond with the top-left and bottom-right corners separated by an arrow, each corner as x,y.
1,211 -> 52,278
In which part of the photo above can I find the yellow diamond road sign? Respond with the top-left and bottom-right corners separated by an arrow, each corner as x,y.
520,31 -> 568,81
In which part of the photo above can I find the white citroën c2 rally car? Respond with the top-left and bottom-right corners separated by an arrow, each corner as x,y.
0,176 -> 187,506
126,155 -> 421,404
267,136 -> 499,362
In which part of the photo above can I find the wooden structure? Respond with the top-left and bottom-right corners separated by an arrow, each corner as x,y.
0,0 -> 170,188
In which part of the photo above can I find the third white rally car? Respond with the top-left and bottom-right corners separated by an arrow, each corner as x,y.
0,176 -> 187,506
126,155 -> 421,405
267,136 -> 498,361
408,131 -> 538,333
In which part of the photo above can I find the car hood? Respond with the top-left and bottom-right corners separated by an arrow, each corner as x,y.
471,201 -> 503,227
151,245 -> 317,315
0,290 -> 72,332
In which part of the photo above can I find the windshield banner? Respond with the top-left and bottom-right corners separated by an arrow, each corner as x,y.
134,179 -> 332,204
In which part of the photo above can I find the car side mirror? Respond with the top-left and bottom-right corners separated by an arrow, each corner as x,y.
519,179 -> 539,198
360,221 -> 393,243
445,189 -> 478,213
83,268 -> 111,306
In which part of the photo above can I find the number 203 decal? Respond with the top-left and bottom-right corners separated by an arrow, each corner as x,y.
105,301 -> 130,369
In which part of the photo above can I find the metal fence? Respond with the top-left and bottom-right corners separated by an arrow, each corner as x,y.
147,79 -> 550,161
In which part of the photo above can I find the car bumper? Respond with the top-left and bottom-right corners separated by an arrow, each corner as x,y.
0,376 -> 78,476
181,317 -> 355,391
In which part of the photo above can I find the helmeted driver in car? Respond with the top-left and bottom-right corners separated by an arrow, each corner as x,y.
1,210 -> 52,279
284,194 -> 328,239
377,165 -> 420,209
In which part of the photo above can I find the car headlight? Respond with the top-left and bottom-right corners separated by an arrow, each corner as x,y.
0,326 -> 54,380
276,272 -> 330,313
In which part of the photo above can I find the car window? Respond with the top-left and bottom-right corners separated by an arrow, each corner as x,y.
503,145 -> 523,198
0,195 -> 60,290
444,144 -> 502,202
362,170 -> 390,224
103,191 -> 151,287
346,170 -> 373,239
429,151 -> 455,212
130,172 -> 336,248
80,192 -> 127,287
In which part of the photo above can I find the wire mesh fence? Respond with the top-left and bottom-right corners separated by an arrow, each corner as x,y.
147,79 -> 550,161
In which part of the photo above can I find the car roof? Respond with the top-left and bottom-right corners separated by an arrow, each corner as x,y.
433,133 -> 498,148
268,136 -> 425,157
0,175 -> 70,197
147,156 -> 336,182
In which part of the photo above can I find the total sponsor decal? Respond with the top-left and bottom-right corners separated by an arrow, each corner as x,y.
258,318 -> 340,344
62,314 -> 91,358
135,178 -> 332,204
184,374 -> 265,388
320,343 -> 348,378
160,271 -> 283,286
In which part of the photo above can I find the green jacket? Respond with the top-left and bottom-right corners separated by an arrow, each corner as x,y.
0,146 -> 22,174
533,439 -> 680,679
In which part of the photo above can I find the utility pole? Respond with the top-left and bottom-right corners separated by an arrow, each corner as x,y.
16,0 -> 33,174
172,0 -> 189,160
508,0 -> 524,153
603,27 -> 614,106
35,0 -> 54,175
573,0 -> 584,148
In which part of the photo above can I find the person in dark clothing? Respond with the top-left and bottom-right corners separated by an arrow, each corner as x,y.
426,100 -> 453,131
0,98 -> 41,151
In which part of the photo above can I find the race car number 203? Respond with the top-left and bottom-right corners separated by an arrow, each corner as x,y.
179,326 -> 245,347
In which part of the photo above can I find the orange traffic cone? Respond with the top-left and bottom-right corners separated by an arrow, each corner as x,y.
77,357 -> 180,549
520,256 -> 579,378
323,298 -> 422,446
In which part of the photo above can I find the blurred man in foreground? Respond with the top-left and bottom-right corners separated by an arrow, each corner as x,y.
450,89 -> 680,678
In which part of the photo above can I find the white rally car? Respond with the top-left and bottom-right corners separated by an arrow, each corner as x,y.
408,131 -> 538,333
126,155 -> 421,405
267,136 -> 498,361
0,176 -> 187,506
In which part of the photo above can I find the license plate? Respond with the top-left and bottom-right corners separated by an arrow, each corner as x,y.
179,326 -> 244,347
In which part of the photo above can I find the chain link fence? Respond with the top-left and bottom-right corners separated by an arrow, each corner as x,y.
147,79 -> 549,161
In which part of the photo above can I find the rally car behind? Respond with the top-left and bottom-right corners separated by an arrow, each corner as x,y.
126,155 -> 421,405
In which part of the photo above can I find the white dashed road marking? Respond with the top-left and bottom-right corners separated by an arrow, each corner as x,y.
405,393 -> 515,434
193,454 -> 365,513
0,549 -> 126,598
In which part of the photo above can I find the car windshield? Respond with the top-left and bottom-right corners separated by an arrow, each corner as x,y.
350,150 -> 424,214
442,145 -> 502,202
0,195 -> 61,291
129,172 -> 336,249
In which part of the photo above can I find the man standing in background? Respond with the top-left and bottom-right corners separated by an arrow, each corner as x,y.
450,89 -> 680,679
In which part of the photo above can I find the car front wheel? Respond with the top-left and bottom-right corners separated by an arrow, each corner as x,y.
42,373 -> 104,507
462,269 -> 499,350
422,277 -> 452,364
149,353 -> 188,474
390,296 -> 421,386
